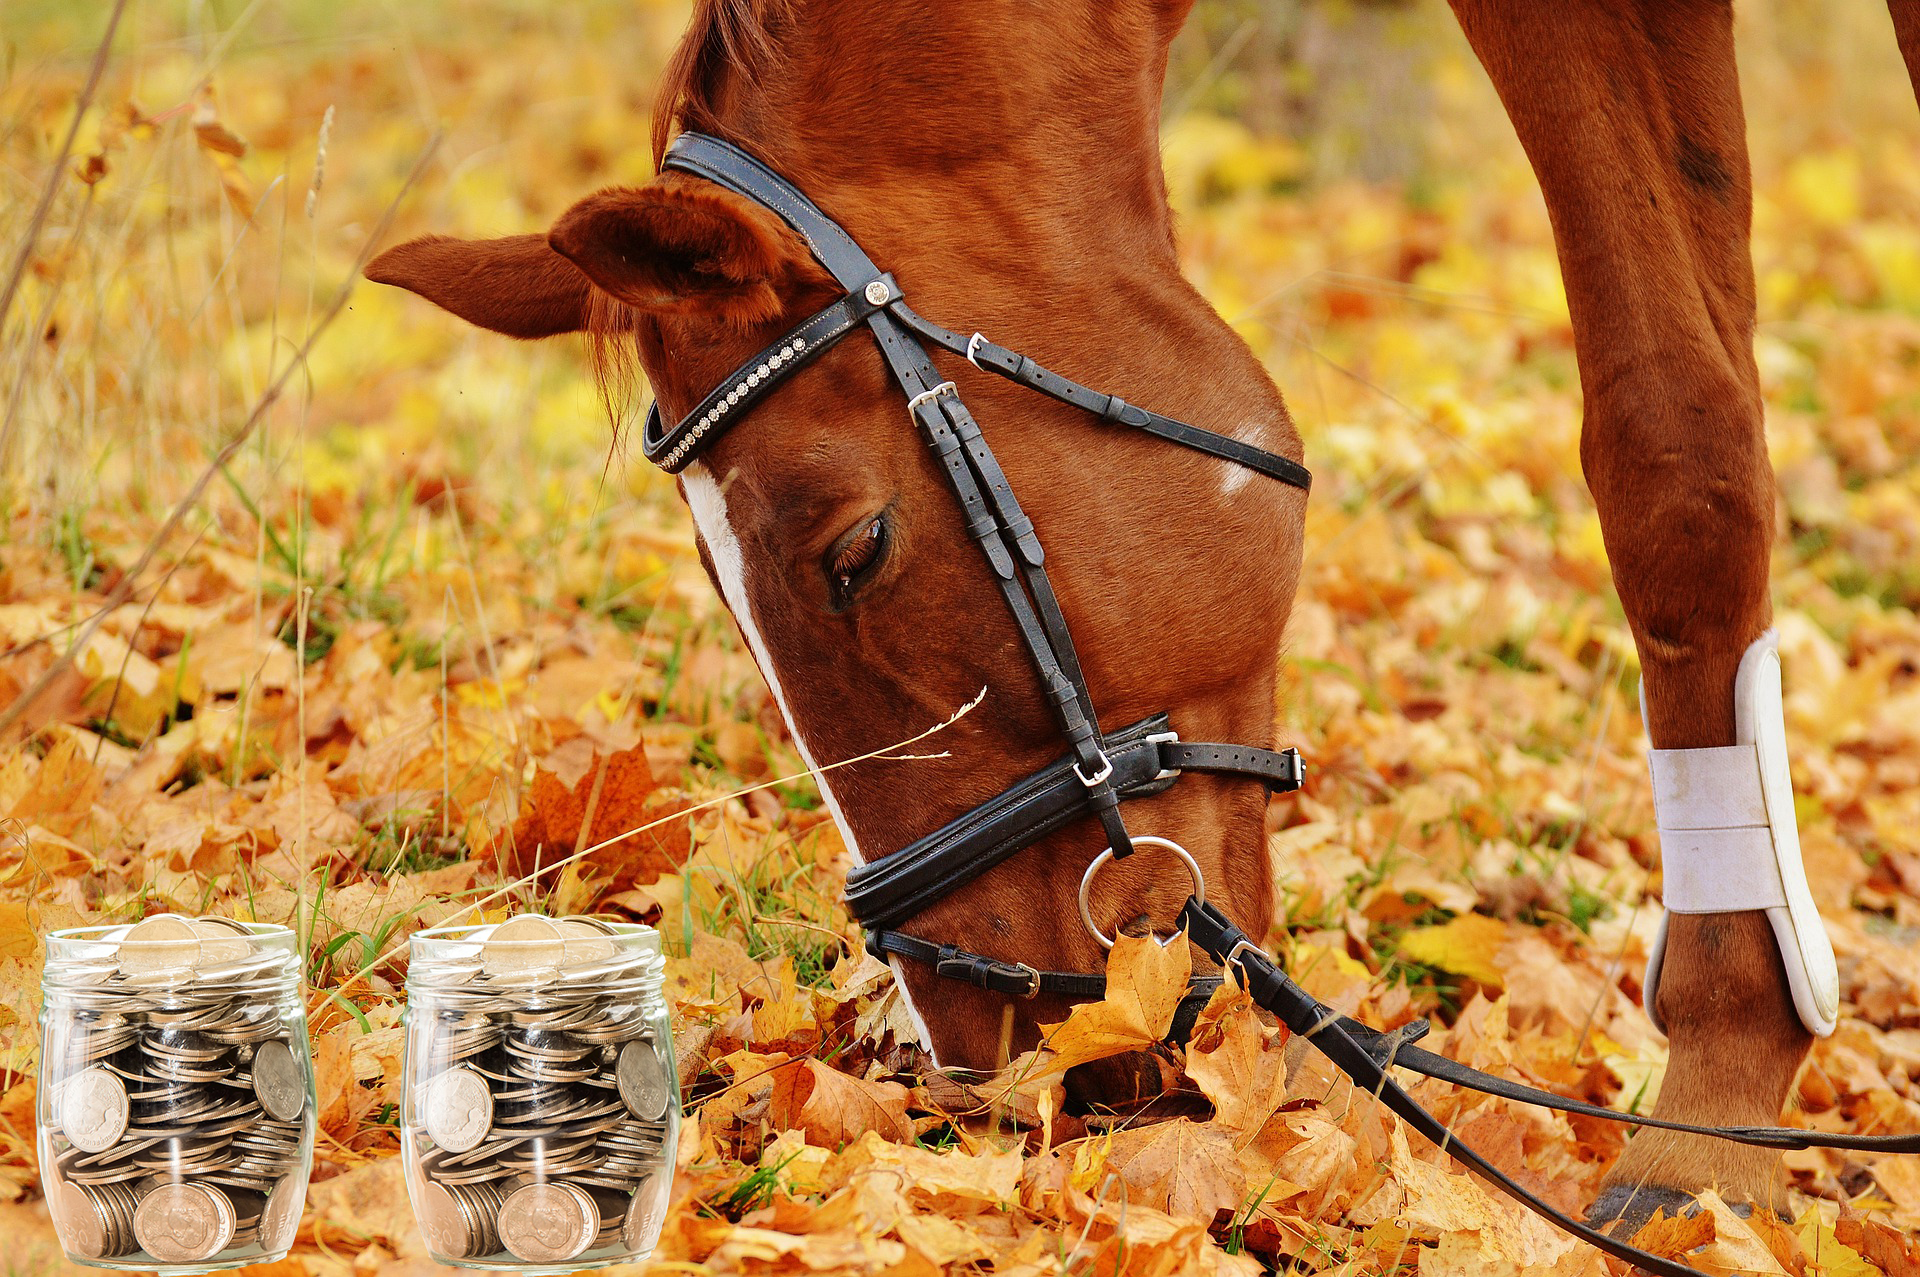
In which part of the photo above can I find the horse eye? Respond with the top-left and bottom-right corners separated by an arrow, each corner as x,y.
825,515 -> 889,601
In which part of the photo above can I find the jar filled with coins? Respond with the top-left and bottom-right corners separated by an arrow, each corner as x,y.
402,916 -> 677,1271
38,917 -> 316,1270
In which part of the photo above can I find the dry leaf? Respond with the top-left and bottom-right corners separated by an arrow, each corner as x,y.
1098,1118 -> 1245,1222
1397,912 -> 1510,988
769,1058 -> 914,1147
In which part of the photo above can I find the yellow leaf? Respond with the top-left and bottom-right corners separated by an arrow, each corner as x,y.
1397,913 -> 1510,988
1097,1118 -> 1245,1222
1040,931 -> 1191,1069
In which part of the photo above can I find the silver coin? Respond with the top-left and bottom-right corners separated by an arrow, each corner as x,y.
190,917 -> 255,967
53,1180 -> 108,1259
117,915 -> 200,975
622,1171 -> 666,1253
425,1066 -> 494,1153
616,1039 -> 670,1121
481,915 -> 563,977
251,1039 -> 307,1121
555,917 -> 618,967
415,1180 -> 474,1258
259,1174 -> 303,1252
498,1181 -> 597,1263
61,1067 -> 129,1153
134,1181 -> 236,1263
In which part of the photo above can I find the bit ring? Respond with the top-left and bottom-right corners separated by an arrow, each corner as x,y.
1077,835 -> 1206,950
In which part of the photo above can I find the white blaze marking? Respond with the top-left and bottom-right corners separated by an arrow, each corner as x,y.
1221,417 -> 1265,495
680,463 -> 941,1064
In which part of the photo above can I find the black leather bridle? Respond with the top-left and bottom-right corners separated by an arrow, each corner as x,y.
641,133 -> 1918,1276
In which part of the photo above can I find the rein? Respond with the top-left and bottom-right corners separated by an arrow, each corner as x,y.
643,132 -> 1917,1274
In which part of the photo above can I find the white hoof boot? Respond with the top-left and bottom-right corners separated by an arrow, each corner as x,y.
1642,630 -> 1839,1038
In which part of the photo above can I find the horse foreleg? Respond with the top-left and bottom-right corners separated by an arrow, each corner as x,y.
1447,0 -> 1815,1228
1890,0 -> 1920,103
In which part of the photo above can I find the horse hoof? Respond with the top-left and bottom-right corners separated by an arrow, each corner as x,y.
1586,1183 -> 1769,1237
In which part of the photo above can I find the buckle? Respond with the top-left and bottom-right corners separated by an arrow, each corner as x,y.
905,381 -> 957,418
1073,751 -> 1114,787
1008,962 -> 1041,998
1145,730 -> 1181,781
1223,939 -> 1263,982
1279,747 -> 1305,791
966,332 -> 989,370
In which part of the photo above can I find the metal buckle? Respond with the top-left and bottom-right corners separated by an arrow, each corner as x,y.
1145,730 -> 1181,782
1223,939 -> 1263,984
1073,751 -> 1114,787
1078,835 -> 1207,949
1011,962 -> 1041,999
966,332 -> 989,370
905,381 -> 957,418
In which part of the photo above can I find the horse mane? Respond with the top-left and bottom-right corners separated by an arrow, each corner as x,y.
650,0 -> 793,166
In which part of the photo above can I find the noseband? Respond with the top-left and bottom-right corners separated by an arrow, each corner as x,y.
642,133 -> 1918,1277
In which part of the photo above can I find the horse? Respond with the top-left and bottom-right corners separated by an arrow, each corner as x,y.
365,0 -> 1920,1234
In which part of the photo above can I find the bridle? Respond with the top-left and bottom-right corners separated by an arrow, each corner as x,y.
644,132 -> 1310,1036
641,133 -> 1918,1275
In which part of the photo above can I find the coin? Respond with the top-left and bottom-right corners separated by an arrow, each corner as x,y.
61,1066 -> 129,1153
497,1181 -> 596,1263
191,917 -> 254,967
425,1066 -> 494,1153
481,915 -> 563,977
53,1181 -> 108,1259
251,1039 -> 307,1121
118,915 -> 200,975
416,1180 -> 475,1258
616,1040 -> 670,1121
259,1174 -> 304,1252
134,1182 -> 236,1263
622,1171 -> 666,1253
554,917 -> 617,967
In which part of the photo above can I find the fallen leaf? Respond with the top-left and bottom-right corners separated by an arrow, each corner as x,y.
769,1058 -> 913,1147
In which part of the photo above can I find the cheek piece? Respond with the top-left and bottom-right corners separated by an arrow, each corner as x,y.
1642,630 -> 1840,1038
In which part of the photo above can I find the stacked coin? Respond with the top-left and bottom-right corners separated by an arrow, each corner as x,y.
39,916 -> 313,1267
404,916 -> 674,1267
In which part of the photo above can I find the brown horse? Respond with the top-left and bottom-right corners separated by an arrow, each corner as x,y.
365,0 -> 1920,1232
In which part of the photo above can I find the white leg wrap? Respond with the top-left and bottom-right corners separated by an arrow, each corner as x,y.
1642,630 -> 1839,1038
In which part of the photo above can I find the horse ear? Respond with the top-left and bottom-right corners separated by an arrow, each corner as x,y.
364,234 -> 596,339
546,173 -> 836,327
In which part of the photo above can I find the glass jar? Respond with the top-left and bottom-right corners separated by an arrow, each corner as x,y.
402,916 -> 677,1272
38,916 -> 316,1270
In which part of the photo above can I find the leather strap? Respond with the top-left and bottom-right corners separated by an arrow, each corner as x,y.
644,279 -> 896,471
865,928 -> 1223,1043
891,303 -> 1312,492
844,716 -> 1303,932
1177,896 -> 1920,1277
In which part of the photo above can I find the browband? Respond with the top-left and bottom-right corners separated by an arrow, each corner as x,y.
642,135 -> 1312,493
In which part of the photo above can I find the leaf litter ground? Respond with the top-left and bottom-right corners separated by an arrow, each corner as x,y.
6,4 -> 1920,1274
